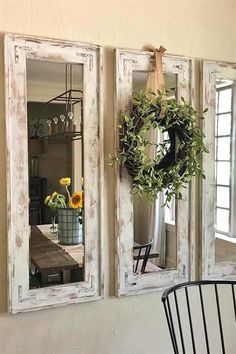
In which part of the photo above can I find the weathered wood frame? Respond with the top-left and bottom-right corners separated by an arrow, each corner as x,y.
5,33 -> 104,313
114,49 -> 193,296
201,60 -> 236,279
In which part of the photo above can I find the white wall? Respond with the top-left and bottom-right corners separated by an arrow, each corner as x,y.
0,1 -> 236,353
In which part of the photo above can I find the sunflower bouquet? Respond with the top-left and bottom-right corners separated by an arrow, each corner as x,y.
45,177 -> 83,224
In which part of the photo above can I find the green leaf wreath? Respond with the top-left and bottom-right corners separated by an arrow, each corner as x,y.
111,90 -> 208,203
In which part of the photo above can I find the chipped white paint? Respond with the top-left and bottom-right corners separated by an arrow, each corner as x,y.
114,49 -> 192,296
5,33 -> 104,313
201,60 -> 236,280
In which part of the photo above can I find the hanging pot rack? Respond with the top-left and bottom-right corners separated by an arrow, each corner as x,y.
38,63 -> 83,142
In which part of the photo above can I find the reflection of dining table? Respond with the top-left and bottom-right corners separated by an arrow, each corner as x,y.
30,225 -> 84,286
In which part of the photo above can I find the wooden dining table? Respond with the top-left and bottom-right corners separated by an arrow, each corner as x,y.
30,225 -> 84,286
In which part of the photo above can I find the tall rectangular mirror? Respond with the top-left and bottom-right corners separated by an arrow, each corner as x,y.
115,49 -> 192,296
132,71 -> 178,273
5,34 -> 103,313
27,60 -> 85,288
201,60 -> 236,279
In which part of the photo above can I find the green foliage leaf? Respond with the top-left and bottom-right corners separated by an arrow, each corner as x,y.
109,90 -> 208,203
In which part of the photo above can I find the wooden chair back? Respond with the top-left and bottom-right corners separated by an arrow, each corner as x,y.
162,280 -> 236,354
133,239 -> 153,273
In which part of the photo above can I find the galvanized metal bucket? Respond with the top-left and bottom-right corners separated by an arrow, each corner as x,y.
57,208 -> 83,245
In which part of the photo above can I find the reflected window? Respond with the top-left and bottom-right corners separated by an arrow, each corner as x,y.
163,131 -> 176,225
215,81 -> 233,237
165,196 -> 175,224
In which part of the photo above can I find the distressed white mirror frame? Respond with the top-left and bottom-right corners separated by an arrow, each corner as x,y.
201,60 -> 236,279
5,33 -> 103,313
115,49 -> 193,296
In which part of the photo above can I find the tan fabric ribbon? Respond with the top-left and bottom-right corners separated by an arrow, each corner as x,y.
145,45 -> 166,94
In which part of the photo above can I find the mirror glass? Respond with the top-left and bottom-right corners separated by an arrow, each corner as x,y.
214,78 -> 236,263
27,59 -> 85,289
132,71 -> 177,274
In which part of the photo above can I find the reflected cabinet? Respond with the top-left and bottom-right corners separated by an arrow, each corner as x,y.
5,33 -> 103,313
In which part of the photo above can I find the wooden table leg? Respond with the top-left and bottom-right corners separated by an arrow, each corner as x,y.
41,272 -> 48,286
62,270 -> 71,283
